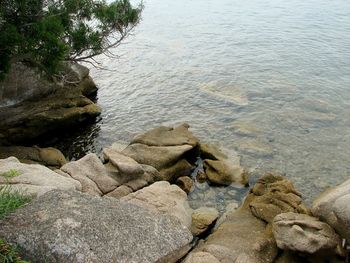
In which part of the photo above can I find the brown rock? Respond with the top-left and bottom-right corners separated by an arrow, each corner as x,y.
105,185 -> 133,198
131,123 -> 199,147
204,159 -> 247,186
191,207 -> 219,236
176,176 -> 193,194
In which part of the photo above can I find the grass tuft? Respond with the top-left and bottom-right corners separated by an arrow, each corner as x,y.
0,185 -> 31,220
0,170 -> 21,179
0,239 -> 28,263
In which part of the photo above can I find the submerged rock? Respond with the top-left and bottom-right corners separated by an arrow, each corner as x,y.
122,181 -> 193,229
273,212 -> 344,256
131,123 -> 199,147
0,190 -> 193,263
237,139 -> 274,158
203,159 -> 247,186
0,157 -> 80,196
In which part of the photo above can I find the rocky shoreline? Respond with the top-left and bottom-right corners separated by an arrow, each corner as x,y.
0,124 -> 349,262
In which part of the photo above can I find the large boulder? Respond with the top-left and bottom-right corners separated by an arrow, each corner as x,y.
61,153 -> 119,195
312,178 -> 350,241
0,146 -> 67,168
122,181 -> 193,229
0,190 -> 193,263
131,123 -> 199,147
0,63 -> 101,145
273,212 -> 344,256
0,157 -> 80,196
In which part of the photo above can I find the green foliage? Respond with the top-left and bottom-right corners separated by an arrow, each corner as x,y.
0,0 -> 142,79
0,185 -> 31,220
0,169 -> 21,179
0,239 -> 28,263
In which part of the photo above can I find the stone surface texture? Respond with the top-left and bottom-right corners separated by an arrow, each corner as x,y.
0,157 -> 80,196
312,178 -> 350,241
0,190 -> 193,263
273,212 -> 344,256
61,153 -> 119,195
191,207 -> 219,236
131,123 -> 199,147
122,181 -> 193,229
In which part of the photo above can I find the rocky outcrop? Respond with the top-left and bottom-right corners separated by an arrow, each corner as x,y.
312,178 -> 350,242
184,173 -> 310,263
61,153 -> 119,195
249,174 -> 309,223
191,207 -> 219,236
0,157 -> 81,196
273,212 -> 344,257
0,62 -> 101,145
0,190 -> 193,263
122,181 -> 193,229
0,146 -> 67,168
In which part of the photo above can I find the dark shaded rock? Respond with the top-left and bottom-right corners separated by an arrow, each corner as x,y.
0,146 -> 67,168
0,63 -> 101,145
0,190 -> 193,263
176,176 -> 194,194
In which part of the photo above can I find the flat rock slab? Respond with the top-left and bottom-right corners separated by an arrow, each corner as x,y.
0,157 -> 80,196
131,123 -> 199,147
122,143 -> 193,170
0,190 -> 193,263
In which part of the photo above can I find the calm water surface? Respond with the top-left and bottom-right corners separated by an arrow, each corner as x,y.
60,0 -> 350,209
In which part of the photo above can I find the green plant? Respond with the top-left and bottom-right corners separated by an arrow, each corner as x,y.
0,185 -> 31,220
0,170 -> 20,179
0,0 -> 143,80
0,239 -> 28,263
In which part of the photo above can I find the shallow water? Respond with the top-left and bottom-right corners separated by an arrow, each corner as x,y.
57,0 -> 350,210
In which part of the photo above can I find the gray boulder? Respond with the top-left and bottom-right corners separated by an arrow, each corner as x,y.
0,157 -> 80,197
0,190 -> 193,263
312,178 -> 350,241
273,212 -> 344,256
